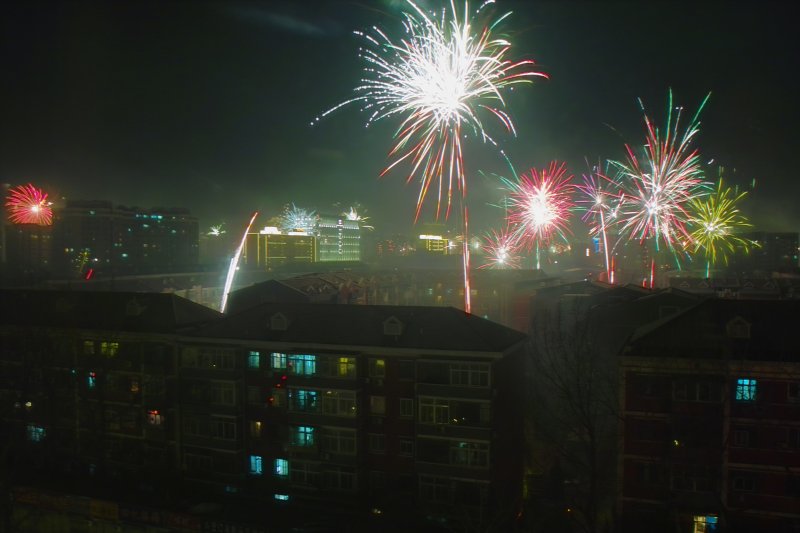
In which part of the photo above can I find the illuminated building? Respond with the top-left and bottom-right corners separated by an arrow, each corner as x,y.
416,222 -> 452,255
618,299 -> 800,532
3,222 -> 52,276
315,215 -> 360,262
732,231 -> 799,274
51,200 -> 199,276
242,229 -> 316,270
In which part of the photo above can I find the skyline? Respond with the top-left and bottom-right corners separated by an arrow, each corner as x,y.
2,0 -> 797,236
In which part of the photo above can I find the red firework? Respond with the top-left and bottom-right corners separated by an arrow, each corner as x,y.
5,183 -> 53,225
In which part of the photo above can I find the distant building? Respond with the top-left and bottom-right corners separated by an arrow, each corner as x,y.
315,215 -> 360,262
51,200 -> 199,277
618,299 -> 800,532
3,222 -> 52,275
242,230 -> 316,270
732,231 -> 799,274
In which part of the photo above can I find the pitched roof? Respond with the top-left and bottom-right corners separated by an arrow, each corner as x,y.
189,302 -> 528,353
0,289 -> 222,333
624,299 -> 800,362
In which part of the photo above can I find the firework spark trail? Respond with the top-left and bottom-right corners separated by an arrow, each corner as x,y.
505,161 -> 575,269
5,183 -> 53,225
688,178 -> 754,278
316,0 -> 547,312
576,162 -> 622,283
341,203 -> 374,230
280,204 -> 316,233
220,212 -> 258,314
479,227 -> 521,269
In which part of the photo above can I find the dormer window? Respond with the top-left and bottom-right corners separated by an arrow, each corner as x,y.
383,316 -> 403,336
270,313 -> 289,331
726,316 -> 751,339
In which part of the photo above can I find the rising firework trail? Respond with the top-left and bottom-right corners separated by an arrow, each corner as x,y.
505,161 -> 575,270
5,183 -> 53,225
577,162 -> 621,283
610,90 -> 711,287
220,212 -> 258,314
317,0 -> 548,312
688,177 -> 754,278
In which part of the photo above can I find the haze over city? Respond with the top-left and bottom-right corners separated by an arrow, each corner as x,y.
2,0 -> 797,235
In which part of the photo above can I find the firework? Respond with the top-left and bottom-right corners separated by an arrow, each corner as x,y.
610,90 -> 710,250
505,161 -> 575,269
341,203 -> 374,230
5,183 -> 53,225
688,178 -> 754,278
576,162 -> 621,283
208,224 -> 227,236
280,204 -> 316,233
317,0 -> 547,312
220,212 -> 259,314
479,228 -> 521,269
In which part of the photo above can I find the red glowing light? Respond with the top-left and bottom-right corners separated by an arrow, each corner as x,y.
5,183 -> 53,225
84,268 -> 94,280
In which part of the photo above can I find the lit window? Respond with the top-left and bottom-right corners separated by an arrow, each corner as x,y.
274,458 -> 289,477
87,372 -> 97,389
290,389 -> 318,412
692,515 -> 718,533
26,425 -> 46,442
735,379 -> 757,402
100,341 -> 119,357
274,494 -> 289,501
248,351 -> 261,369
250,420 -> 262,438
249,455 -> 263,475
292,426 -> 315,447
288,354 -> 316,376
337,357 -> 356,378
271,352 -> 287,369
147,410 -> 164,426
130,378 -> 140,393
369,359 -> 386,378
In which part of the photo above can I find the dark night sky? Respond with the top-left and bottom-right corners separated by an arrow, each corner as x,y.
2,0 -> 797,236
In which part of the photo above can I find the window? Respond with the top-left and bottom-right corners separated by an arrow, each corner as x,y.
321,390 -> 356,417
369,359 -> 386,378
100,341 -> 119,357
399,439 -> 414,457
247,386 -> 262,405
129,378 -> 140,394
185,453 -> 212,471
321,427 -> 356,455
210,417 -> 236,440
733,429 -> 752,447
323,466 -> 356,492
420,476 -> 452,503
398,360 -> 414,380
693,515 -> 718,533
449,363 -> 489,387
291,461 -> 319,487
368,434 -> 385,453
274,458 -> 289,477
250,420 -> 262,438
146,410 -> 164,426
273,494 -> 289,501
735,379 -> 757,402
270,388 -> 286,408
419,397 -> 449,424
290,389 -> 318,412
248,350 -> 261,369
449,441 -> 488,467
87,371 -> 97,389
291,426 -> 315,447
82,340 -> 95,355
672,380 -> 721,402
210,381 -> 236,406
671,466 -> 713,492
288,354 -> 316,376
788,382 -> 800,402
271,352 -> 287,369
336,357 -> 356,378
249,455 -> 263,475
370,396 -> 386,415
400,398 -> 414,418
26,425 -> 45,442
732,473 -> 755,492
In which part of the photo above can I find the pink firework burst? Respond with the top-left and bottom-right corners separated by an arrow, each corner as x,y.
5,183 -> 53,225
479,228 -> 521,269
506,161 -> 575,251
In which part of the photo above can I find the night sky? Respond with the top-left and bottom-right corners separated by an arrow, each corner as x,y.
2,0 -> 797,236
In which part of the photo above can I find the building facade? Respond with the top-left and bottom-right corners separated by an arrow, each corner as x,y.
618,299 -> 800,532
315,215 -> 360,263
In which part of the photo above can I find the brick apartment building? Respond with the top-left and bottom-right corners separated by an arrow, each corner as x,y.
618,299 -> 800,532
0,289 -> 527,532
